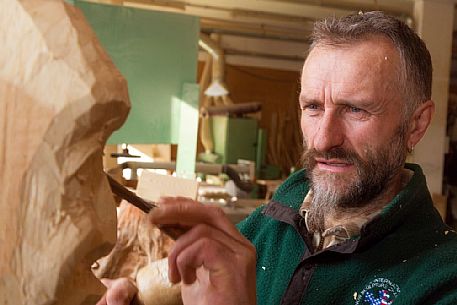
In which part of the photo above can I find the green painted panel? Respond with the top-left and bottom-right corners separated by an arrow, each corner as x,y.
212,116 -> 228,163
226,118 -> 258,164
176,83 -> 200,178
76,1 -> 199,144
212,117 -> 258,164
256,128 -> 267,172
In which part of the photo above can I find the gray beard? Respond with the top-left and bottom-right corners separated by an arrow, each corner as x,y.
303,125 -> 407,233
307,175 -> 341,232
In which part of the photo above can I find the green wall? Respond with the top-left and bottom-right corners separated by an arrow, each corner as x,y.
76,1 -> 199,144
212,117 -> 258,164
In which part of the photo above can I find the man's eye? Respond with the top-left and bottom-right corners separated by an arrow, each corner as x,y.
349,106 -> 362,113
304,104 -> 319,110
346,105 -> 370,119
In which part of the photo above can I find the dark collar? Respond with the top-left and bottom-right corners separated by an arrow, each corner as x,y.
262,163 -> 432,255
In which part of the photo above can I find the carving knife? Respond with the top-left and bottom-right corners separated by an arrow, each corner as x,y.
106,173 -> 156,213
105,173 -> 186,239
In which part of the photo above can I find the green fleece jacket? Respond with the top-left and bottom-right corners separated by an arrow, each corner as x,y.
237,164 -> 457,305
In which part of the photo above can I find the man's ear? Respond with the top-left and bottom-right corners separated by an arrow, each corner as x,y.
407,100 -> 435,148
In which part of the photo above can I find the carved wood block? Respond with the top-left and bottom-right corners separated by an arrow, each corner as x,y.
93,201 -> 182,305
93,169 -> 198,305
0,1 -> 130,304
93,201 -> 175,280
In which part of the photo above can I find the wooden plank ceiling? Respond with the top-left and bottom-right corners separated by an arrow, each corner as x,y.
85,0 -> 415,70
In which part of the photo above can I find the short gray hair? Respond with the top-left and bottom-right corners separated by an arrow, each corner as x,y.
310,11 -> 432,117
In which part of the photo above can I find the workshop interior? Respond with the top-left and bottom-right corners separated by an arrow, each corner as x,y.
2,0 -> 457,304
80,0 -> 457,228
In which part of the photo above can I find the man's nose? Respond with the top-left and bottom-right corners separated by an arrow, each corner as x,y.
313,112 -> 344,152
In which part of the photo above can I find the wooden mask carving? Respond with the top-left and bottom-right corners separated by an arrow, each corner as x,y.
0,1 -> 130,304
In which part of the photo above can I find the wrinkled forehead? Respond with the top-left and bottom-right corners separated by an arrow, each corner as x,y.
300,37 -> 402,97
304,37 -> 401,74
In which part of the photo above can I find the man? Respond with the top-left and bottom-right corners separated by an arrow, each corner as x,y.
99,11 -> 457,305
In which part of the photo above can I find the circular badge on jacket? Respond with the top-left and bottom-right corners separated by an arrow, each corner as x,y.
354,278 -> 400,305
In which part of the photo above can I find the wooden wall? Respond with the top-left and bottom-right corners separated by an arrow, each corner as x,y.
198,62 -> 303,175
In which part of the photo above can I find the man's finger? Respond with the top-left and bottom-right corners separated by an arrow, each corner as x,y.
174,237 -> 234,285
100,278 -> 115,288
167,223 -> 241,283
97,278 -> 138,305
95,294 -> 107,305
149,198 -> 250,247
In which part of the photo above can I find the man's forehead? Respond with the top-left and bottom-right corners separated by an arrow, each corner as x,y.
303,36 -> 400,73
302,39 -> 400,81
299,38 -> 402,105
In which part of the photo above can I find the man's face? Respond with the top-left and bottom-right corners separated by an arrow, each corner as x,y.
300,38 -> 409,223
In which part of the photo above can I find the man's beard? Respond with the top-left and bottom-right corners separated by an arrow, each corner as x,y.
302,125 -> 408,233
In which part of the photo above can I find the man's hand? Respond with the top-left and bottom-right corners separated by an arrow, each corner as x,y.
149,197 -> 257,305
96,278 -> 138,305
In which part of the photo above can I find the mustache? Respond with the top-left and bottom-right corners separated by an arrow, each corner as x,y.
302,147 -> 363,167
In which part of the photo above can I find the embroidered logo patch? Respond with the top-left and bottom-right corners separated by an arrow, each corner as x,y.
354,278 -> 400,305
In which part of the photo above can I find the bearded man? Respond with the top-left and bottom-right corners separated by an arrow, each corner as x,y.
100,11 -> 457,305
